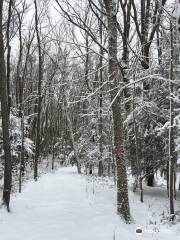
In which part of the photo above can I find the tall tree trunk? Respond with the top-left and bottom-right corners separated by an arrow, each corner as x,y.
167,161 -> 169,197
19,112 -> 25,193
0,0 -> 12,212
98,10 -> 103,177
132,76 -> 143,202
15,6 -> 23,108
6,0 -> 13,111
15,4 -> 25,192
168,21 -> 175,220
120,0 -> 132,114
51,136 -> 55,170
104,0 -> 130,222
34,0 -> 43,181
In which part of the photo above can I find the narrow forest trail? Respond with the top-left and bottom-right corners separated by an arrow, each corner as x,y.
0,167 -> 179,240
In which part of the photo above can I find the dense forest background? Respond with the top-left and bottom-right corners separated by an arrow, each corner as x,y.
0,0 -> 180,223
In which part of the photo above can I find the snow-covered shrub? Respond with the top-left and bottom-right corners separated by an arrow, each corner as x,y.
0,108 -> 34,175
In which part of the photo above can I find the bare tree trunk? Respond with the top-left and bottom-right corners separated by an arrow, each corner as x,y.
15,3 -> 25,192
139,177 -> 143,203
34,0 -> 43,181
174,170 -> 176,200
0,0 -> 12,212
19,112 -> 25,193
169,21 -> 175,220
119,0 -> 132,114
98,10 -> 103,177
52,136 -> 55,170
15,4 -> 24,108
132,75 -> 143,202
167,161 -> 169,197
104,0 -> 130,222
6,0 -> 13,111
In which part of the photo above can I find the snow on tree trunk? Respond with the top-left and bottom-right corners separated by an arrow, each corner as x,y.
104,0 -> 130,222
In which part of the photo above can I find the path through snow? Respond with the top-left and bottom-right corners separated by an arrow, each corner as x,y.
0,167 -> 180,240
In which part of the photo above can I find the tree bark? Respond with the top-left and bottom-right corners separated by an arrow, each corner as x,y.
34,0 -> 43,181
19,111 -> 25,193
98,9 -> 104,177
104,0 -> 130,222
6,0 -> 13,111
168,21 -> 175,220
0,0 -> 12,212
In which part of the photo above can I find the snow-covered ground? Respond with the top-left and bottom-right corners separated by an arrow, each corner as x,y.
0,167 -> 180,240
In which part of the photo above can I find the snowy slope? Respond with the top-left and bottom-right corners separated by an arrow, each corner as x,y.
0,167 -> 180,240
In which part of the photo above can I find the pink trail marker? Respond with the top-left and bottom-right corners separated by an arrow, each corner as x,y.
115,148 -> 124,157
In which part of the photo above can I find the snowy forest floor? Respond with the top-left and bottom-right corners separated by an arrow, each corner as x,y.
0,167 -> 180,240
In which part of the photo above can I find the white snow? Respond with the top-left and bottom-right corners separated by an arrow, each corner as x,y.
0,167 -> 180,240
